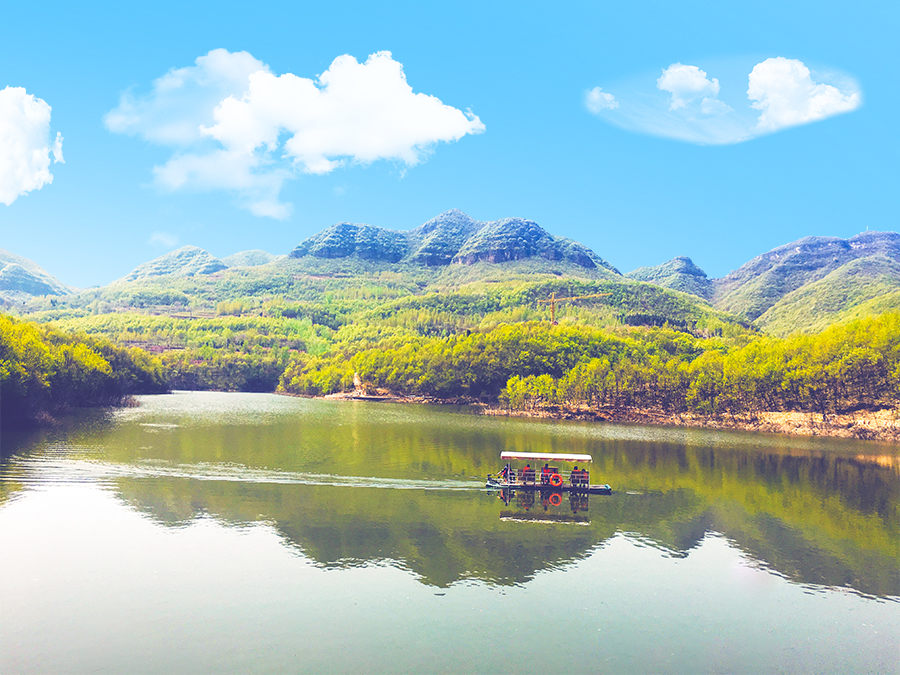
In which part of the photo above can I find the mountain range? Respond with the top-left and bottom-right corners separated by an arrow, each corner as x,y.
3,210 -> 897,334
290,210 -> 617,271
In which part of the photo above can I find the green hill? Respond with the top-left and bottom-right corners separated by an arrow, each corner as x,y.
626,256 -> 712,300
754,256 -> 900,335
119,245 -> 228,282
6,215 -> 897,343
711,231 -> 899,320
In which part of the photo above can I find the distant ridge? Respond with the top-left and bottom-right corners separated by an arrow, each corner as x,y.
221,250 -> 283,267
712,231 -> 900,319
5,214 -> 896,336
0,248 -> 72,301
292,223 -> 409,262
290,209 -> 619,273
119,246 -> 227,282
753,254 -> 900,335
626,256 -> 711,300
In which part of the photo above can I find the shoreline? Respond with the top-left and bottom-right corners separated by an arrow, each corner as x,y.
483,405 -> 900,443
320,392 -> 900,443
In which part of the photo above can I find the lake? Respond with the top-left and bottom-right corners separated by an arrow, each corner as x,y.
1,391 -> 898,674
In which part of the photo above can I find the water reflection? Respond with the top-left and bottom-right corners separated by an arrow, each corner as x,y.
491,486 -> 591,523
1,392 -> 897,599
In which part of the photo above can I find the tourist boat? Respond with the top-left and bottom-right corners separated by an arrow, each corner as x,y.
486,451 -> 612,495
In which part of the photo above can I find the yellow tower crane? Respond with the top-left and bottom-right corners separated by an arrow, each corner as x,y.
537,292 -> 612,325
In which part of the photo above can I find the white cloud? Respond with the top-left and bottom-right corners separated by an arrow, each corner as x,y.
0,86 -> 64,206
657,64 -> 721,110
106,50 -> 485,218
590,57 -> 860,145
748,57 -> 861,133
585,87 -> 619,113
104,49 -> 268,145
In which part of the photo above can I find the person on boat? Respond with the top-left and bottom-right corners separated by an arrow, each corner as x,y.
522,464 -> 532,484
499,464 -> 510,481
541,463 -> 551,485
572,466 -> 584,487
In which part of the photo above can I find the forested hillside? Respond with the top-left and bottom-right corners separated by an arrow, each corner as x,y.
280,312 -> 899,423
37,275 -> 746,392
50,312 -> 330,392
710,231 -> 899,320
0,315 -> 167,428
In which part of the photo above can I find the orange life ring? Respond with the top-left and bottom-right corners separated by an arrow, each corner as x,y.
549,473 -> 563,487
549,493 -> 562,506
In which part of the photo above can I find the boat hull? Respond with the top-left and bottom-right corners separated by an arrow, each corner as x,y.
485,479 -> 612,495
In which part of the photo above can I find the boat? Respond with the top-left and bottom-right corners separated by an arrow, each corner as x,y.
486,451 -> 612,495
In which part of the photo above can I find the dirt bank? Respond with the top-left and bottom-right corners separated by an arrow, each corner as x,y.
481,405 -> 900,443
319,390 -> 900,442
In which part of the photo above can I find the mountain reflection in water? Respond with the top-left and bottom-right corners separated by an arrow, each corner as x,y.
2,392 -> 896,598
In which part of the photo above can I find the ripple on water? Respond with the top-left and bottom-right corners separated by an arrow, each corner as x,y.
1,454 -> 484,491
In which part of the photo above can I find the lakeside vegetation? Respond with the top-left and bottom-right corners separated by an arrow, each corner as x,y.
47,313 -> 331,392
280,312 -> 899,420
0,314 -> 167,429
500,313 -> 900,416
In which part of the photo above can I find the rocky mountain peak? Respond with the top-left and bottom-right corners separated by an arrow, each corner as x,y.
289,210 -> 617,272
290,222 -> 409,262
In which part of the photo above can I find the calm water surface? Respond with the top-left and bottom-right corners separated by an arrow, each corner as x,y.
1,392 -> 898,674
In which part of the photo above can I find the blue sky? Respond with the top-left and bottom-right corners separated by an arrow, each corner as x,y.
1,0 -> 896,288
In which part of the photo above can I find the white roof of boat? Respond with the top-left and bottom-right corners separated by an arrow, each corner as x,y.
500,451 -> 592,463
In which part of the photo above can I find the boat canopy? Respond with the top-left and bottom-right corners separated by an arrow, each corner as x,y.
499,451 -> 592,463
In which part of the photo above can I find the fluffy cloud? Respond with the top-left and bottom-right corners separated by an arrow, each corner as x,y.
0,86 -> 64,206
105,49 -> 269,145
748,57 -> 861,133
656,64 -> 721,111
589,57 -> 860,145
585,87 -> 619,113
106,50 -> 485,218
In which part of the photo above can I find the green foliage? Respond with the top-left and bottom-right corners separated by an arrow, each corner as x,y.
13,248 -> 895,416
279,312 -> 900,419
216,298 -> 260,316
0,314 -> 167,428
281,321 -> 715,400
496,312 -> 900,416
49,313 -> 331,394
755,257 -> 900,336
626,256 -> 711,300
